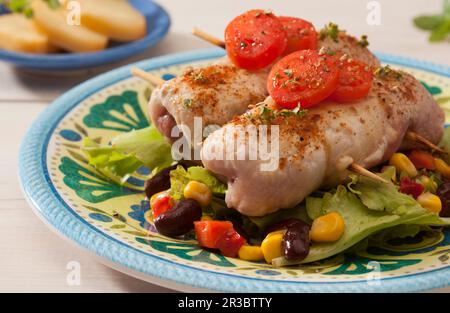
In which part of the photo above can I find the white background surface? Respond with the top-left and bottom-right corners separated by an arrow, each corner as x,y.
1,0 -> 449,292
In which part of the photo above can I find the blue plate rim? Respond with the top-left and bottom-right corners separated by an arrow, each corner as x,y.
0,0 -> 171,70
18,48 -> 450,292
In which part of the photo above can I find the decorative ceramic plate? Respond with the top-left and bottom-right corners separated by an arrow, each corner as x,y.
0,0 -> 170,70
19,48 -> 450,292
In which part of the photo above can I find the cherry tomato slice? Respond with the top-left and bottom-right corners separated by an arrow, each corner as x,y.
329,57 -> 373,103
279,16 -> 318,55
224,9 -> 287,70
268,50 -> 339,109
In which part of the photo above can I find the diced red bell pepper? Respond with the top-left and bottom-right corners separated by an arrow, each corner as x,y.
408,150 -> 436,170
399,177 -> 424,199
151,195 -> 172,218
194,221 -> 233,249
215,229 -> 247,257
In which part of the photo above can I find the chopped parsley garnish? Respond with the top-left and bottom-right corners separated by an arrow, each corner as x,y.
319,22 -> 341,42
278,104 -> 308,118
183,98 -> 193,108
190,70 -> 208,83
358,35 -> 369,47
258,104 -> 308,122
374,65 -> 402,79
283,69 -> 293,78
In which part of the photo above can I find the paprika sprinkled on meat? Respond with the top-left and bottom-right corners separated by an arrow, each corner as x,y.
202,70 -> 444,216
149,28 -> 379,146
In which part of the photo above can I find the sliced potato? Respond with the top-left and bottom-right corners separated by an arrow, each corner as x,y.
77,0 -> 147,42
31,0 -> 108,53
0,14 -> 56,53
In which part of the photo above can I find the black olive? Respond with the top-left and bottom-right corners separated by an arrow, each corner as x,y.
154,199 -> 202,237
436,182 -> 450,217
282,220 -> 311,261
144,164 -> 178,199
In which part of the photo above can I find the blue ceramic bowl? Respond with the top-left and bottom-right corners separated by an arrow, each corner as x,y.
0,0 -> 170,70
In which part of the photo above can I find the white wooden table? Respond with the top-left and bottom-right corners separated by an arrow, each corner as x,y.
1,0 -> 449,292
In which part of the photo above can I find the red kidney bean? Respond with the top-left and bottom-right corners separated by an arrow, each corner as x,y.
282,220 -> 311,261
144,164 -> 178,199
154,199 -> 202,237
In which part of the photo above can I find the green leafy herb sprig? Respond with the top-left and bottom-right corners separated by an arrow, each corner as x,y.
257,104 -> 308,124
0,0 -> 60,18
413,0 -> 450,42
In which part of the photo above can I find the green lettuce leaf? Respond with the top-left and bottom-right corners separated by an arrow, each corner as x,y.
273,175 -> 449,266
305,196 -> 325,220
111,126 -> 173,170
82,125 -> 173,186
169,165 -> 227,200
83,138 -> 142,178
348,174 -> 418,214
369,224 -> 424,245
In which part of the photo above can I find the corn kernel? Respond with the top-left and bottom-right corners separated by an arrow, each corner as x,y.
310,212 -> 345,242
435,158 -> 450,179
417,192 -> 442,214
238,245 -> 264,261
261,232 -> 284,263
183,180 -> 212,206
389,153 -> 418,177
266,229 -> 286,237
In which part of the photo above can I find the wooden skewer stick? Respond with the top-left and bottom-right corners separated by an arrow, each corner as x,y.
406,131 -> 447,154
192,27 -> 226,49
131,67 -> 165,85
349,163 -> 389,184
